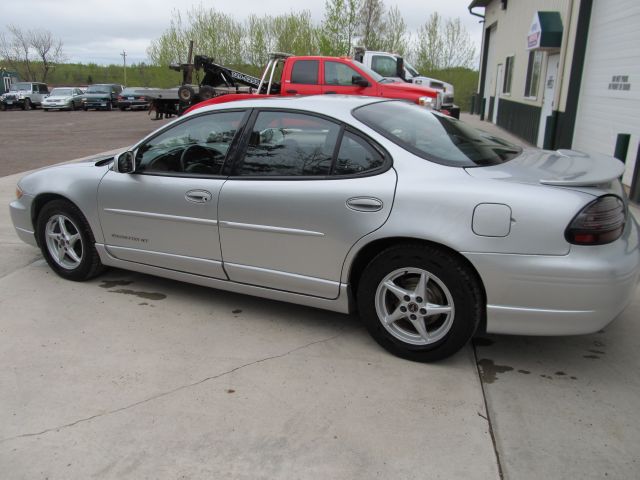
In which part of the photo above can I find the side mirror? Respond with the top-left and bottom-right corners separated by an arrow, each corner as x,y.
352,75 -> 370,88
117,151 -> 136,173
395,57 -> 406,81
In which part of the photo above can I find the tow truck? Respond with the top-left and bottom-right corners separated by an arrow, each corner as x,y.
151,45 -> 450,117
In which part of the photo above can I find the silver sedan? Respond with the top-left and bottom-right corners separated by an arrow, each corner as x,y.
42,87 -> 84,111
9,96 -> 640,361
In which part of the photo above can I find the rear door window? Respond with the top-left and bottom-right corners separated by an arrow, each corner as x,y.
235,111 -> 340,176
290,60 -> 319,85
333,131 -> 385,175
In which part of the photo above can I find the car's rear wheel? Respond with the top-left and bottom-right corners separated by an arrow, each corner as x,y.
357,244 -> 483,362
36,200 -> 104,281
106,101 -> 113,111
22,98 -> 31,110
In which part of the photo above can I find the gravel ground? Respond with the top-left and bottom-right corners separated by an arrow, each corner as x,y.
0,109 -> 170,177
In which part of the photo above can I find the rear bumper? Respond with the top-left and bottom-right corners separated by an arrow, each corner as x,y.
464,215 -> 640,335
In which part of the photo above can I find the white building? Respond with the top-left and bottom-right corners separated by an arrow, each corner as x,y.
469,0 -> 640,192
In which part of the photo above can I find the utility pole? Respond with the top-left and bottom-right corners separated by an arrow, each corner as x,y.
120,50 -> 127,87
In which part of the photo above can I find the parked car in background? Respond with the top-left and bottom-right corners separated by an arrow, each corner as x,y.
42,87 -> 85,111
0,82 -> 48,110
82,84 -> 123,111
117,87 -> 154,110
9,96 -> 640,362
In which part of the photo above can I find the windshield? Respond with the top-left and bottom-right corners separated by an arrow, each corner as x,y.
87,85 -> 111,93
50,88 -> 73,96
349,60 -> 384,83
404,61 -> 420,78
353,101 -> 522,167
10,83 -> 31,92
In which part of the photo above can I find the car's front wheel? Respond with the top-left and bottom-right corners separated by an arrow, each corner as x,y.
357,244 -> 483,362
22,98 -> 31,110
36,200 -> 104,281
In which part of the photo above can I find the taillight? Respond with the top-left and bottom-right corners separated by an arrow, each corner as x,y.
565,195 -> 626,245
117,96 -> 123,101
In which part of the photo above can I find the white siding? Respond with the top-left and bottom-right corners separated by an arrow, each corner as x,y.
573,0 -> 640,186
482,0 -> 572,109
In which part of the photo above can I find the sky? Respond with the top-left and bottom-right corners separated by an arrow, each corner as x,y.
0,0 -> 484,65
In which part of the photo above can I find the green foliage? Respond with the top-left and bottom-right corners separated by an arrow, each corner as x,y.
420,67 -> 479,111
319,0 -> 359,56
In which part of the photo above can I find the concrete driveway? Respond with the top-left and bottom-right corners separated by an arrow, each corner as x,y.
1,127 -> 639,478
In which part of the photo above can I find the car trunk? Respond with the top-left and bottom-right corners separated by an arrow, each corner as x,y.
464,149 -> 626,197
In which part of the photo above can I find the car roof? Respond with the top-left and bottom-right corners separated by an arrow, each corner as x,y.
188,95 -> 388,122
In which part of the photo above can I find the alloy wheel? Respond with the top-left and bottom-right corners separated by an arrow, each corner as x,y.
375,267 -> 455,346
44,214 -> 84,270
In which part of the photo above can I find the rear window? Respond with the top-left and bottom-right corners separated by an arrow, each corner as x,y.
353,101 -> 522,167
290,60 -> 319,85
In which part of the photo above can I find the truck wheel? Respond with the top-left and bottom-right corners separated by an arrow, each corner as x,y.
199,86 -> 215,101
0,103 -> 6,111
357,244 -> 483,362
36,200 -> 105,282
178,85 -> 195,103
22,98 -> 31,110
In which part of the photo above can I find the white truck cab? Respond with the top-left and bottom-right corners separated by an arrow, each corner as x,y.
354,49 -> 459,118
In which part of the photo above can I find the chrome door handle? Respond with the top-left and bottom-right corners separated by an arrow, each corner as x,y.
346,197 -> 383,212
185,190 -> 212,203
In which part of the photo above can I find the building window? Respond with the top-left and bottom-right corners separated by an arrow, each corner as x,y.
524,51 -> 543,98
503,56 -> 514,94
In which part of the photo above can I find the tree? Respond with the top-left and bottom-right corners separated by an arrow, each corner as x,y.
415,12 -> 443,72
440,17 -> 475,70
271,11 -> 318,57
319,0 -> 359,56
29,29 -> 65,82
358,0 -> 386,50
380,6 -> 408,55
0,25 -> 64,81
414,14 -> 475,72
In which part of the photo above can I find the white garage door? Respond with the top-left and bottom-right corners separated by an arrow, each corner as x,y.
573,0 -> 640,187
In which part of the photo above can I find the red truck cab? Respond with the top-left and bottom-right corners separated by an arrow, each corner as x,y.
280,56 -> 439,107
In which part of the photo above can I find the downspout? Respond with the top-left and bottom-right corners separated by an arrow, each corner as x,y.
469,4 -> 485,115
551,0 -> 574,148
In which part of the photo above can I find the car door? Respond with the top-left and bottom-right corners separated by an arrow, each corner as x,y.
322,60 -> 372,96
218,109 -> 396,299
97,109 -> 247,278
282,59 -> 321,96
73,88 -> 83,108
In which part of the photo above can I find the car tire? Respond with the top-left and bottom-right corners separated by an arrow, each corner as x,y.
178,85 -> 195,103
0,103 -> 6,111
106,101 -> 113,111
199,85 -> 215,101
22,98 -> 31,110
357,244 -> 483,362
43,108 -> 48,112
83,106 -> 88,111
36,199 -> 105,282
119,106 -> 126,111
